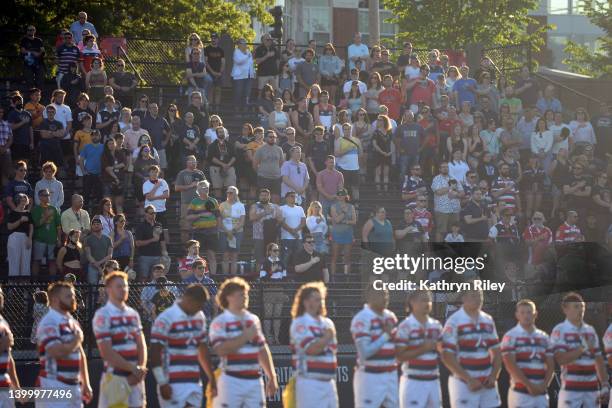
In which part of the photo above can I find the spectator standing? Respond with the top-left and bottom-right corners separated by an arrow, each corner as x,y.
95,95 -> 118,139
108,58 -> 137,106
0,106 -> 13,188
44,89 -> 73,148
401,164 -> 428,209
536,85 -> 562,115
174,155 -> 205,242
290,97 -> 314,145
20,26 -> 45,89
316,155 -> 344,216
553,211 -> 586,292
5,160 -> 33,211
522,211 -> 553,274
34,162 -> 64,210
432,162 -> 464,241
31,188 -> 62,276
70,11 -> 98,43
56,229 -> 83,279
132,145 -> 158,210
362,206 -> 395,257
181,259 -> 217,318
372,115 -> 393,192
38,105 -> 65,169
100,138 -> 126,213
112,214 -> 134,270
141,103 -> 170,171
281,146 -> 309,204
394,207 -> 426,253
79,129 -> 104,204
250,188 -> 281,270
60,194 -> 90,235
514,66 -> 540,107
492,162 -> 521,213
396,42 -> 413,73
591,102 -> 611,159
142,165 -> 170,224
347,33 -> 369,72
295,48 -> 320,99
207,126 -> 236,197
288,234 -> 329,283
55,31 -> 83,88
335,122 -> 362,202
84,215 -> 113,283
461,188 -> 489,241
372,48 -> 399,79
280,191 -> 306,266
204,33 -> 226,109
408,65 -> 436,110
7,193 -> 34,276
516,107 -> 539,159
306,201 -> 329,254
184,91 -> 209,132
562,162 -> 591,217
254,34 -> 280,91
231,38 -> 255,108
217,186 -> 247,275
569,108 -> 597,146
135,205 -> 168,280
260,242 -> 288,344
254,130 -> 285,204
452,65 -> 477,108
378,75 -> 402,122
395,110 -> 424,185
318,43 -> 343,103
268,98 -> 291,140
187,180 -> 219,275
7,94 -> 33,162
329,188 -> 356,275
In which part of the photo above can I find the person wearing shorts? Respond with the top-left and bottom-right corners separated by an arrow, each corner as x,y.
31,188 -> 61,276
207,126 -> 236,197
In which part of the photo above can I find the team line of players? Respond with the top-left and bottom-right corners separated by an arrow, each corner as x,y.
0,273 -> 610,408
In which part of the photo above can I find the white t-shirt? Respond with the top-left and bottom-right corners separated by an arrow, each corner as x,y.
404,65 -> 421,80
549,123 -> 571,154
306,215 -> 328,235
43,103 -> 72,139
142,178 -> 170,212
343,80 -> 367,95
280,204 -> 305,240
220,201 -> 246,232
347,43 -> 369,70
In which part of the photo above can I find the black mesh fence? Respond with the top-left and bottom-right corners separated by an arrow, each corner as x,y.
4,280 -> 610,361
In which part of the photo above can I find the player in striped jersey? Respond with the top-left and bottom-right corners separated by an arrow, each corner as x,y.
0,286 -> 21,407
209,277 -> 278,408
290,281 -> 338,408
350,287 -> 398,408
500,299 -> 554,408
36,281 -> 92,408
93,271 -> 147,408
604,323 -> 612,408
441,288 -> 502,408
551,292 -> 609,408
395,290 -> 443,408
151,284 -> 216,408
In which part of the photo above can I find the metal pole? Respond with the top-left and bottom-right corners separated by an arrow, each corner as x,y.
369,0 -> 380,45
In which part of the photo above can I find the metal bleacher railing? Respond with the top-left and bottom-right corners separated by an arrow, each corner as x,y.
5,280 -> 611,361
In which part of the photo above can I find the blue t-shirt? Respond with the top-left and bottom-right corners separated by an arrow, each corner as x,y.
452,78 -> 477,106
80,143 -> 104,175
7,110 -> 32,146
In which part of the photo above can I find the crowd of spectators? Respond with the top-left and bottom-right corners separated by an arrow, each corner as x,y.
2,13 -> 612,308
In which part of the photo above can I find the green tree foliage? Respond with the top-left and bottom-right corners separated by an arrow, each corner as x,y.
383,0 -> 549,62
563,0 -> 611,78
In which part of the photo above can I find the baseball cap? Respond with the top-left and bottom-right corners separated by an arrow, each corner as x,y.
337,188 -> 349,196
91,215 -> 102,224
64,273 -> 77,282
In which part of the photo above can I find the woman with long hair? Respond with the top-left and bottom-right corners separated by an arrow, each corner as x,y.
219,186 -> 246,275
522,155 -> 545,218
118,107 -> 132,132
347,81 -> 365,118
185,33 -> 204,62
97,197 -> 116,238
290,281 -> 338,407
448,149 -> 469,184
133,145 -> 159,213
101,138 -> 126,213
318,43 -> 342,104
458,100 -> 474,129
112,213 -> 134,270
85,57 -> 107,111
131,94 -> 149,121
260,242 -> 289,345
569,107 -> 596,147
362,206 -> 395,257
365,72 -> 383,120
372,115 -> 393,191
307,84 -> 322,115
330,189 -> 356,275
306,201 -> 329,255
446,123 -> 467,161
352,108 -> 371,181
279,62 -> 294,95
281,38 -> 297,65
164,103 -> 183,179
268,97 -> 290,140
56,229 -> 83,280
281,88 -> 296,113
445,65 -> 462,89
548,146 -> 571,219
257,84 -> 275,129
205,114 -> 224,146
531,117 -> 553,172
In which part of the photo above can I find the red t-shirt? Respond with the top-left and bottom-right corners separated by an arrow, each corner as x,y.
410,79 -> 435,106
378,88 -> 402,121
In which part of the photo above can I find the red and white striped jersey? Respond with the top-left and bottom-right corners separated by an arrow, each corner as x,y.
209,310 -> 265,379
93,302 -> 143,377
551,319 -> 601,392
36,308 -> 83,384
290,313 -> 338,381
413,208 -> 434,234
0,315 -> 12,388
350,304 -> 398,373
522,224 -> 553,265
151,303 -> 207,384
604,323 -> 612,385
501,324 -> 552,393
395,314 -> 443,380
442,307 -> 500,383
491,176 -> 519,209
555,222 -> 584,243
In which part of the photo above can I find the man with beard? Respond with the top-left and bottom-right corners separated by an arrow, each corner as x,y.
93,271 -> 147,408
0,286 -> 21,407
36,281 -> 92,407
492,163 -> 521,213
253,130 -> 285,204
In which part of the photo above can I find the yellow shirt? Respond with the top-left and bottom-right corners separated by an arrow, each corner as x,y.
74,129 -> 93,152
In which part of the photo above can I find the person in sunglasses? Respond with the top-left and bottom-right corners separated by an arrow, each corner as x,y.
288,233 -> 329,283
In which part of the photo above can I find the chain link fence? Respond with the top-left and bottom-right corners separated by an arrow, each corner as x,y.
4,280 -> 610,361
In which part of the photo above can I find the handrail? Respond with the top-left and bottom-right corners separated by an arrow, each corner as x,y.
117,46 -> 145,85
533,71 -> 602,105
